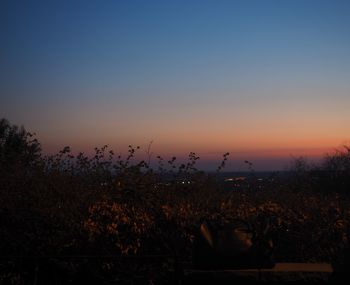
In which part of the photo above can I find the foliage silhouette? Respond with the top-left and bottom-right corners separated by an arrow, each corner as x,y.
0,118 -> 41,173
0,118 -> 349,284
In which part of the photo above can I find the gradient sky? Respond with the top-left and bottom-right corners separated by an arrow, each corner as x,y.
1,0 -> 350,170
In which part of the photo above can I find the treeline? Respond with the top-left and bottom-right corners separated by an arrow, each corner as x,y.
288,148 -> 350,194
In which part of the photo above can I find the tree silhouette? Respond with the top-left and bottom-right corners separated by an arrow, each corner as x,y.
0,118 -> 41,172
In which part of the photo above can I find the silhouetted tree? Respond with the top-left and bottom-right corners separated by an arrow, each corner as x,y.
320,146 -> 350,193
0,118 -> 41,173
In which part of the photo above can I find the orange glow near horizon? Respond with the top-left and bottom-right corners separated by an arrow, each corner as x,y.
40,133 -> 345,161
12,86 -> 349,170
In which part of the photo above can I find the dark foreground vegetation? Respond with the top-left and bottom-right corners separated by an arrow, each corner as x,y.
1,118 -> 350,284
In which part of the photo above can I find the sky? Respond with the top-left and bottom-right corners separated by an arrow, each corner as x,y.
1,0 -> 350,170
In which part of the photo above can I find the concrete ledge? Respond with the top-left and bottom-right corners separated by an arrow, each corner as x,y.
183,263 -> 333,284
